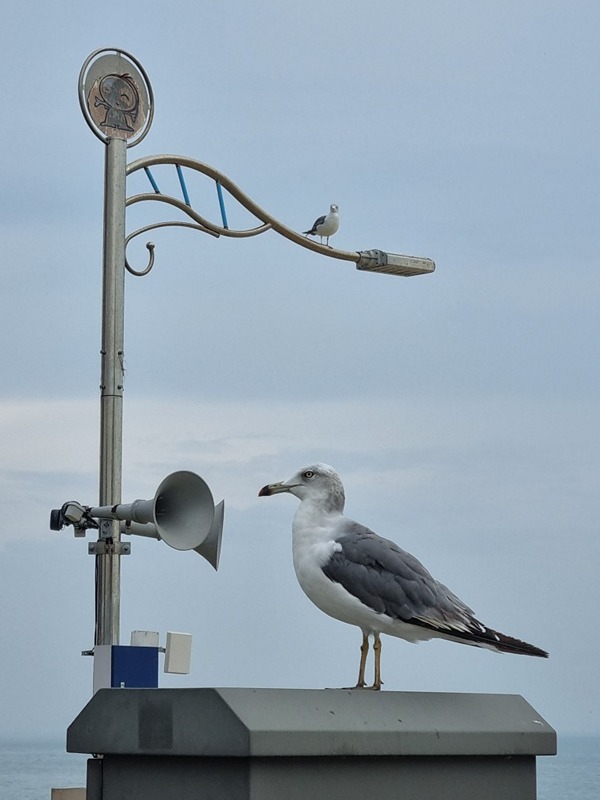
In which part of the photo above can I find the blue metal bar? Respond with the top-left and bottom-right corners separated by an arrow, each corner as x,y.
176,164 -> 191,207
215,181 -> 229,229
143,166 -> 161,194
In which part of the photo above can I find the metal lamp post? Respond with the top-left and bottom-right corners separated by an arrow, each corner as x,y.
77,50 -> 156,647
68,47 -> 435,651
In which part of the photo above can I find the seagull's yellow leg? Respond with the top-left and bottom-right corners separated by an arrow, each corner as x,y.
372,633 -> 382,690
355,633 -> 370,688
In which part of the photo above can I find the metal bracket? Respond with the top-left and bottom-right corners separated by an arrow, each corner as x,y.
88,541 -> 131,556
99,518 -> 119,540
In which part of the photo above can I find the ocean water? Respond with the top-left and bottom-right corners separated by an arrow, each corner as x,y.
538,735 -> 600,800
1,735 -> 598,798
0,740 -> 87,800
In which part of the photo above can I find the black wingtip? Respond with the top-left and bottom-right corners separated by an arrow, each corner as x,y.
498,637 -> 549,658
475,627 -> 549,658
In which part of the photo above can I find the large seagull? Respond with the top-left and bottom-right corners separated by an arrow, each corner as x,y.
259,463 -> 548,690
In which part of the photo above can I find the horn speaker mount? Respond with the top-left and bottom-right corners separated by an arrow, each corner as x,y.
51,471 -> 224,570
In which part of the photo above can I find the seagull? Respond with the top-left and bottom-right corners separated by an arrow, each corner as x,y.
259,463 -> 548,690
303,204 -> 339,246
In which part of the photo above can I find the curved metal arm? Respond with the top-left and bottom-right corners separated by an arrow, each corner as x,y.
126,191 -> 272,240
126,154 -> 360,268
125,154 -> 436,277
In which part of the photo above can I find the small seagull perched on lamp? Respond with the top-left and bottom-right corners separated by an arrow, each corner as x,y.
259,463 -> 548,690
303,203 -> 339,246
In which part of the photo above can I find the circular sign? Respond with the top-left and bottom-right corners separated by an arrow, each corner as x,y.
79,48 -> 153,146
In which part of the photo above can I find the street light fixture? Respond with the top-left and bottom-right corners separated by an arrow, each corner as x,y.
52,47 -> 436,658
356,250 -> 436,277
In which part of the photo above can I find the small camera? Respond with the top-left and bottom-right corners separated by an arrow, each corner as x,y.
50,502 -> 90,536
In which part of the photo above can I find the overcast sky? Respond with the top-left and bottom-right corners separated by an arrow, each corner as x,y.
1,1 -> 599,743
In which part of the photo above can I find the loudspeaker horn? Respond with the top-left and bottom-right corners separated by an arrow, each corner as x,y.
90,470 -> 218,552
193,499 -> 224,570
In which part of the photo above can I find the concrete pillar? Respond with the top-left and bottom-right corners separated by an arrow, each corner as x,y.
68,688 -> 556,800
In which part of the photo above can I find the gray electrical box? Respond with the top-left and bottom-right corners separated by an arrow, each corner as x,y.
68,688 -> 556,800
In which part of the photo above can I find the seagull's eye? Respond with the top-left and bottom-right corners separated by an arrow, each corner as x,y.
303,470 -> 314,479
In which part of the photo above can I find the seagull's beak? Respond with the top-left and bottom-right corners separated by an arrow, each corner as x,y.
258,481 -> 291,497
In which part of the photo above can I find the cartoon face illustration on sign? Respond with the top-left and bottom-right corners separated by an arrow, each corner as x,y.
94,73 -> 139,133
81,50 -> 152,144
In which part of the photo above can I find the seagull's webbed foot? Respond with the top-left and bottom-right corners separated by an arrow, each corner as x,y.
341,681 -> 381,691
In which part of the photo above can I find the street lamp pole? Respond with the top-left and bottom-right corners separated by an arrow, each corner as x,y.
78,49 -> 154,647
96,134 -> 127,646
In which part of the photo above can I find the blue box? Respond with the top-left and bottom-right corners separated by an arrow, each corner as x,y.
110,645 -> 159,688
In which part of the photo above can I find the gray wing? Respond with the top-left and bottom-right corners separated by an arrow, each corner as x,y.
322,522 -> 549,657
322,523 -> 476,633
303,214 -> 325,235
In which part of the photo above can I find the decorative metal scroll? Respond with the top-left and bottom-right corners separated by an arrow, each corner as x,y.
125,155 -> 361,276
